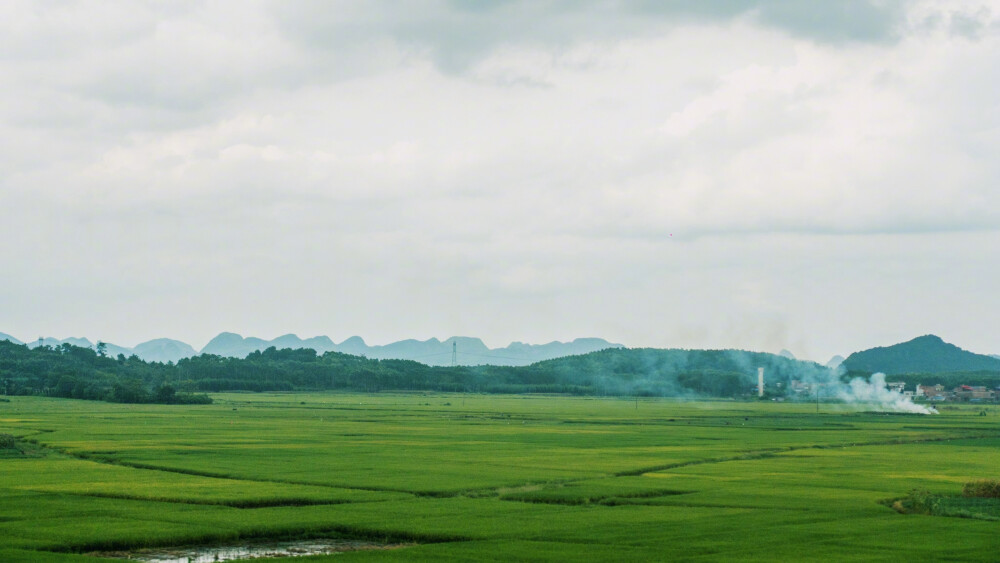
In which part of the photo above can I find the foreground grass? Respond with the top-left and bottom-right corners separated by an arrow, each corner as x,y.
1,394 -> 999,561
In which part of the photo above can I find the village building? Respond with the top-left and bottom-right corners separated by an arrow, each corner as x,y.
918,384 -> 950,401
953,385 -> 995,402
789,379 -> 811,393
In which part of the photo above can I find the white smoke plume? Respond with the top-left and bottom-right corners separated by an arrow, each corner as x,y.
837,372 -> 937,415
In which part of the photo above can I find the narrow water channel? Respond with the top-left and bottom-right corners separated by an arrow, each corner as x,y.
92,538 -> 411,562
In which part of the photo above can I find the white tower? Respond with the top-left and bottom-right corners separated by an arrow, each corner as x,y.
758,367 -> 765,398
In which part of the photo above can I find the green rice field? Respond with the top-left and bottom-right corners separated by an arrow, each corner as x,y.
1,393 -> 998,561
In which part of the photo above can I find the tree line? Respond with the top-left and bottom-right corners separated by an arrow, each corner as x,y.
5,340 -> 998,404
0,341 -> 210,404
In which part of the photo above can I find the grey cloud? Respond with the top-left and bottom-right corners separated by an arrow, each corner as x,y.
738,0 -> 907,42
2,0 -> 911,122
627,0 -> 907,39
0,2 -> 155,62
945,6 -> 997,39
910,3 -> 998,39
272,0 -> 910,74
949,11 -> 989,37
3,1 -> 1000,362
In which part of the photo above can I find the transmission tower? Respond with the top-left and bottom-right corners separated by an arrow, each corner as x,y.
451,341 -> 457,367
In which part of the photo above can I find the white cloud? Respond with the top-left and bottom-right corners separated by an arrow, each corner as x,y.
1,1 -> 999,359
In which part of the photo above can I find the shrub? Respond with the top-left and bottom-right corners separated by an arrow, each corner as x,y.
0,433 -> 16,449
963,480 -> 1000,499
896,489 -> 938,515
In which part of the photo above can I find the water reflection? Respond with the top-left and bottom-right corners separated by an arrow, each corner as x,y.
95,538 -> 409,562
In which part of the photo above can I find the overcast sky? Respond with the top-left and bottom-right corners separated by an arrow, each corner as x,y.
2,0 -> 999,361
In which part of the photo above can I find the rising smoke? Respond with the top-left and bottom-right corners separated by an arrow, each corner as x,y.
836,371 -> 937,414
536,348 -> 938,413
762,358 -> 937,414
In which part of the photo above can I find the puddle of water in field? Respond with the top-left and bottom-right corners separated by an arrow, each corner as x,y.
92,538 -> 410,562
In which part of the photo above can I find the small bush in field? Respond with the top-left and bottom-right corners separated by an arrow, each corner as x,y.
0,433 -> 16,449
963,480 -> 1000,499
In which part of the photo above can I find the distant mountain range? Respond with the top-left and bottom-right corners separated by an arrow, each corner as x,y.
200,332 -> 623,366
0,332 -> 23,345
778,350 -> 846,370
3,335 -> 192,363
825,355 -> 845,370
0,331 -> 622,366
2,330 -> 995,373
131,339 -> 199,363
841,335 -> 1000,375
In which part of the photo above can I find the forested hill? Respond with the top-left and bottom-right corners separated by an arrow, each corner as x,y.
841,335 -> 1000,375
0,341 -> 208,404
526,348 -> 829,396
0,340 -> 829,403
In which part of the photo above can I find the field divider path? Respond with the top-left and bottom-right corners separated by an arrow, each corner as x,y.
612,431 -> 1000,477
16,428 -> 1000,504
17,490 -> 374,509
479,430 -> 1000,502
15,437 -> 428,500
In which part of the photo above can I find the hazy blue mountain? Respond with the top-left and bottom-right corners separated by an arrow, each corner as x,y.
991,354 -> 1000,360
0,332 -> 22,345
351,336 -> 621,366
243,337 -> 269,355
336,336 -> 371,356
779,349 -> 796,360
825,355 -> 845,370
200,332 -> 331,358
132,338 -> 198,363
373,337 -> 446,360
8,330 -> 621,366
842,335 -> 1000,375
200,332 -> 261,357
100,342 -> 133,358
26,336 -> 92,349
269,334 -> 337,353
302,335 -> 336,351
20,336 -> 130,358
305,335 -> 337,352
490,338 -> 624,366
195,332 -> 621,365
269,333 -> 304,349
363,336 -> 491,364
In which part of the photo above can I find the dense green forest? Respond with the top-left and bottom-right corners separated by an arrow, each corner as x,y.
4,340 -> 999,405
0,341 -> 210,404
0,341 -> 818,402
